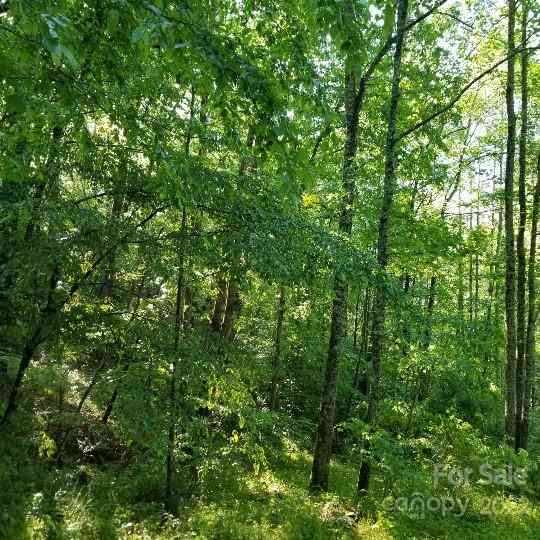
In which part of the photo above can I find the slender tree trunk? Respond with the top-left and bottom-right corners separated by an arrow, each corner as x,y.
405,275 -> 436,434
503,0 -> 517,447
346,287 -> 371,415
101,386 -> 119,425
353,287 -> 370,386
101,271 -> 146,424
165,89 -> 195,506
357,0 -> 409,497
352,289 -> 361,350
401,274 -> 412,356
165,208 -> 187,508
100,194 -> 124,297
222,280 -> 240,341
309,2 -> 360,492
515,7 -> 528,450
423,276 -> 436,349
55,353 -> 109,464
211,278 -> 228,331
474,208 -> 480,324
522,153 -> 540,449
24,126 -> 63,241
468,210 -> 474,327
1,125 -> 64,424
270,285 -> 286,411
355,287 -> 372,398
0,266 -> 59,426
457,251 -> 465,336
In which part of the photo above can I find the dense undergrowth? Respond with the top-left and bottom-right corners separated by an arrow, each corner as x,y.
3,3 -> 540,536
2,355 -> 540,540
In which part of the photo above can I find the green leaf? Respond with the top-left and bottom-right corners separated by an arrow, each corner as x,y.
131,24 -> 147,44
382,0 -> 395,40
6,94 -> 26,114
60,44 -> 79,69
107,9 -> 120,33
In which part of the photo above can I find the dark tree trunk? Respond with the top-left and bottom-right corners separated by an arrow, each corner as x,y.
503,0 -> 517,447
423,276 -> 436,349
100,194 -> 124,297
222,280 -> 240,341
165,208 -> 187,508
346,287 -> 371,415
522,154 -> 540,449
457,251 -> 465,336
24,126 -> 63,241
309,26 -> 358,491
357,0 -> 408,497
1,125 -> 64,425
1,266 -> 58,426
515,7 -> 528,451
352,289 -> 362,350
468,210 -> 474,327
401,274 -> 412,357
211,278 -> 228,331
101,386 -> 119,425
353,287 -> 371,393
270,285 -> 286,411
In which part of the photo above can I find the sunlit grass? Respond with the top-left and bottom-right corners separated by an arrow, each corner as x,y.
3,427 -> 540,539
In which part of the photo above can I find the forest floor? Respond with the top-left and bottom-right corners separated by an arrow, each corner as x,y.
2,420 -> 540,540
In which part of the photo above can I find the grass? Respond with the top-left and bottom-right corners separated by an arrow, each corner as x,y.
2,425 -> 540,540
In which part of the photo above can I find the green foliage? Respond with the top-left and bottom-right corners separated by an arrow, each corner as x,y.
2,0 -> 540,538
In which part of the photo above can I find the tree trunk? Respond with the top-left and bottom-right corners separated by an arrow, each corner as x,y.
55,353 -> 109,464
468,210 -> 474,327
270,285 -> 286,411
515,7 -> 528,450
345,287 -> 371,415
101,271 -> 146,424
165,208 -> 187,508
474,211 -> 480,325
24,125 -> 63,241
352,289 -> 362,350
401,274 -> 412,356
457,251 -> 465,336
503,0 -> 517,447
423,276 -> 436,349
100,194 -> 124,297
222,280 -> 240,341
356,0 -> 408,497
309,9 -> 359,489
211,278 -> 228,331
1,266 -> 59,426
353,288 -> 370,387
522,153 -> 540,449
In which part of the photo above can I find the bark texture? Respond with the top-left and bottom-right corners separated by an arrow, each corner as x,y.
522,154 -> 540,449
503,0 -> 517,447
515,7 -> 528,450
357,0 -> 409,497
270,285 -> 286,411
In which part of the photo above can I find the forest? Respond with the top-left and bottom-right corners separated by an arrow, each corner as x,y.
3,0 -> 540,538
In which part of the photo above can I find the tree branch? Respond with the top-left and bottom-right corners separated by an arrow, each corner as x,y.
353,0 -> 450,116
66,205 -> 169,301
396,45 -> 540,142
